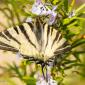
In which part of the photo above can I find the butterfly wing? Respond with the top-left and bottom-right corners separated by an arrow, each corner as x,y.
0,18 -> 71,63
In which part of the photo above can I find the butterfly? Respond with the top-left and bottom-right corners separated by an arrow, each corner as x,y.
0,17 -> 71,67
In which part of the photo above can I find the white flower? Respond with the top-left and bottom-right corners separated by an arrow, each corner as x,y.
31,0 -> 57,25
36,66 -> 58,85
68,10 -> 75,18
49,78 -> 58,85
36,77 -> 58,85
31,0 -> 47,15
48,11 -> 57,25
46,6 -> 57,25
36,79 -> 47,85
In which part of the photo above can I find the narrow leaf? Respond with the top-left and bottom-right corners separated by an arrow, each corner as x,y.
63,0 -> 68,12
76,4 -> 85,14
72,38 -> 85,48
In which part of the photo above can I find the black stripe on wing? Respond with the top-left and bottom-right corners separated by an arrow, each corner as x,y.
51,31 -> 60,47
27,22 -> 34,32
22,54 -> 45,64
56,41 -> 70,50
54,45 -> 71,55
51,27 -> 53,36
54,41 -> 71,55
4,30 -> 21,45
0,41 -> 19,52
19,25 -> 36,48
45,25 -> 50,48
0,46 -> 18,52
34,17 -> 44,47
0,32 -> 10,41
0,41 -> 17,48
14,26 -> 19,34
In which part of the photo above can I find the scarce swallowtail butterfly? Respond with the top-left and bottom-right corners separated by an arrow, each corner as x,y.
0,17 -> 71,66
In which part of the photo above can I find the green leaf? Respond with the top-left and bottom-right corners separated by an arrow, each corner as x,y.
68,26 -> 82,34
63,60 -> 77,65
72,38 -> 85,48
53,0 -> 59,5
64,63 -> 85,70
73,71 -> 85,77
6,62 -> 23,80
72,51 -> 85,61
63,17 -> 77,26
72,53 -> 81,62
75,4 -> 85,14
23,76 -> 36,85
63,0 -> 68,12
65,32 -> 75,39
72,51 -> 85,54
69,0 -> 75,12
17,0 -> 34,5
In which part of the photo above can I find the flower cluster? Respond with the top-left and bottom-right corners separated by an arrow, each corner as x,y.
27,0 -> 57,25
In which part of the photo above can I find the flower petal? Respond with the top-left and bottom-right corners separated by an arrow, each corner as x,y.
48,12 -> 57,25
36,0 -> 42,4
31,0 -> 47,15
